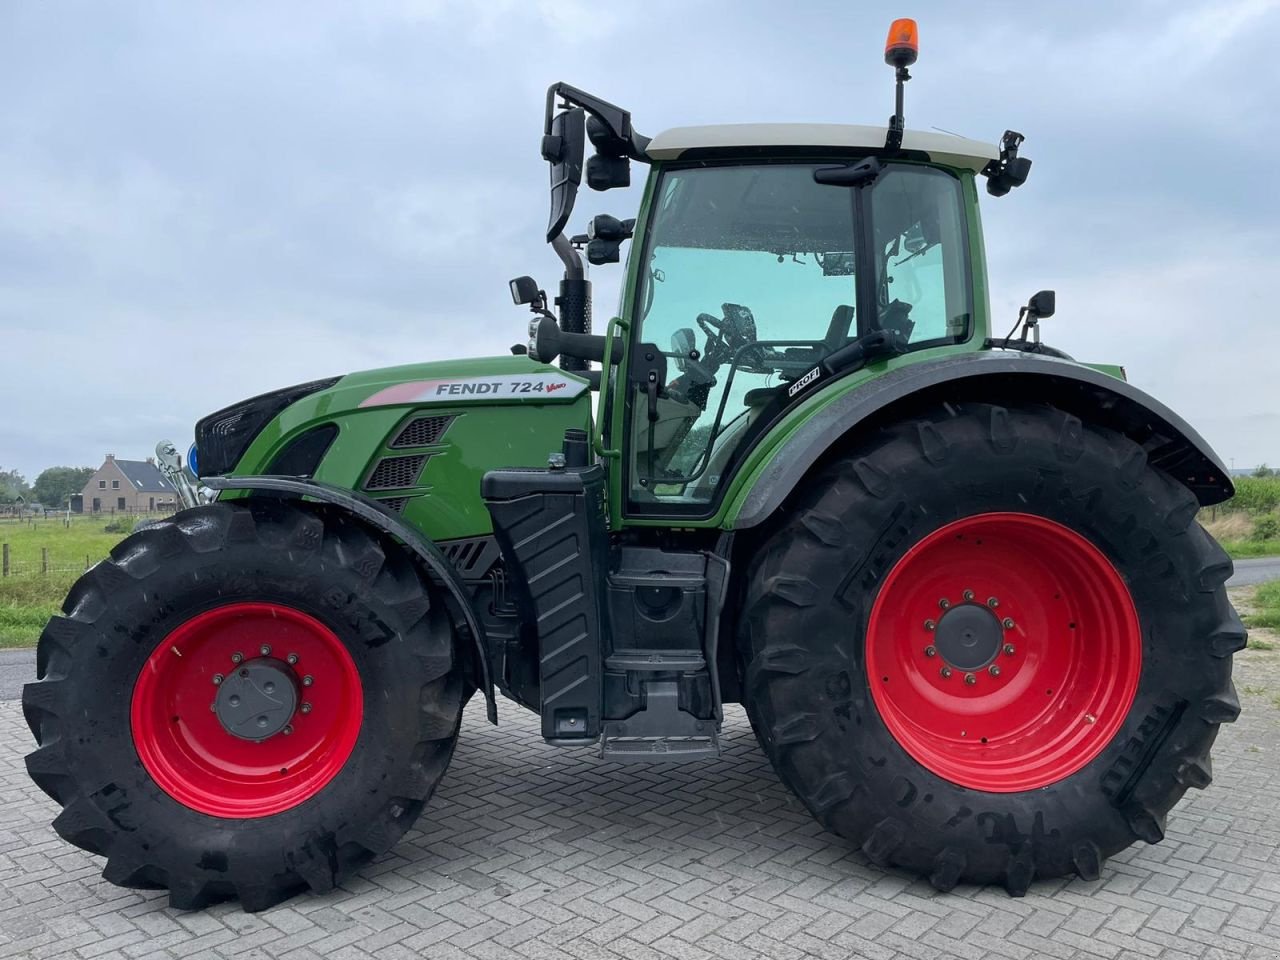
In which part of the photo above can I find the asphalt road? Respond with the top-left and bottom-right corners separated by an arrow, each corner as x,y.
1,558 -> 1276,705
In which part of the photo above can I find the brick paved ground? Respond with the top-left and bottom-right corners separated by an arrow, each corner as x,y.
1,660 -> 1278,960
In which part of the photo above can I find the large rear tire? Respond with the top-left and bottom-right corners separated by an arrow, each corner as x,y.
741,402 -> 1244,895
23,500 -> 465,911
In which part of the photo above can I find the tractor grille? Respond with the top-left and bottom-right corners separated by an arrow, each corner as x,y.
364,454 -> 429,491
376,496 -> 411,514
391,415 -> 454,448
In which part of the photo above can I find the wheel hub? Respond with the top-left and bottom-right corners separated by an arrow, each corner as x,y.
933,603 -> 1002,671
214,659 -> 298,741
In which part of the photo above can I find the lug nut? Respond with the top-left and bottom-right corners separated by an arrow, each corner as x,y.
286,653 -> 299,665
283,725 -> 293,736
1002,617 -> 1015,629
939,598 -> 951,610
924,645 -> 937,658
212,673 -> 224,686
987,597 -> 999,608
300,702 -> 312,714
964,673 -> 977,685
988,664 -> 1001,677
1084,713 -> 1097,724
230,652 -> 243,664
302,675 -> 314,687
259,644 -> 271,657
940,666 -> 953,679
1003,643 -> 1016,656
924,619 -> 937,631
963,589 -> 975,601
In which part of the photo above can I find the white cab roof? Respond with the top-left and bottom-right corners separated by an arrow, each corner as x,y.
646,123 -> 998,172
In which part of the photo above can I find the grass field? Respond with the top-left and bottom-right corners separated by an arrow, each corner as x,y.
1244,579 -> 1280,633
0,514 -> 146,648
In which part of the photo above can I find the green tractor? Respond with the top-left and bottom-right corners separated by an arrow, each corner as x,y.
25,20 -> 1243,910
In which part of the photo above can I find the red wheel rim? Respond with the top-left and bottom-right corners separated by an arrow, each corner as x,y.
866,513 -> 1141,792
131,602 -> 363,818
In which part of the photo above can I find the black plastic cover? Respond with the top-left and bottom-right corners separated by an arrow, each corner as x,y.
482,464 -> 609,740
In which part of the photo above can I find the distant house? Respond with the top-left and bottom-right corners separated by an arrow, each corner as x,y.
80,454 -> 177,514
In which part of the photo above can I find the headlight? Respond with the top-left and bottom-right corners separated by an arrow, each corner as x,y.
193,377 -> 339,477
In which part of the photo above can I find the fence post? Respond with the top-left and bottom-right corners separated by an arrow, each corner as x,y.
85,554 -> 90,570
41,547 -> 49,574
2,543 -> 8,577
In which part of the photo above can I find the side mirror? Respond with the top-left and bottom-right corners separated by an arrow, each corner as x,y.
509,276 -> 542,306
1027,289 -> 1055,320
543,107 -> 585,242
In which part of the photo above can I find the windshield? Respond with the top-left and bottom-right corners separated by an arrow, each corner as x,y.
627,160 -> 971,512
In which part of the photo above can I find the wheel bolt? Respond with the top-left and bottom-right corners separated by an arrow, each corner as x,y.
940,666 -> 953,679
259,644 -> 271,657
302,675 -> 314,687
1002,617 -> 1015,629
988,664 -> 1001,677
924,645 -> 937,658
1084,713 -> 1097,724
939,598 -> 951,610
964,673 -> 977,685
963,589 -> 975,601
1003,643 -> 1016,656
287,653 -> 299,665
987,597 -> 999,608
230,652 -> 243,664
283,725 -> 293,736
212,673 -> 224,686
924,619 -> 937,631
300,702 -> 312,714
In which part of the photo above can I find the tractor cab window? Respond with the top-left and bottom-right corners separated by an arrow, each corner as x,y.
627,161 -> 970,512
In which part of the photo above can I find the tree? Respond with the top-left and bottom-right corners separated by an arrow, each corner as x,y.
33,466 -> 95,508
0,467 -> 32,504
1253,464 -> 1276,478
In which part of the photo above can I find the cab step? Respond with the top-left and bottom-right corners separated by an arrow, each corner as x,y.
598,680 -> 720,763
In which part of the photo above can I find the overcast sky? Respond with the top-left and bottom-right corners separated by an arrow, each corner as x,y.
1,0 -> 1276,482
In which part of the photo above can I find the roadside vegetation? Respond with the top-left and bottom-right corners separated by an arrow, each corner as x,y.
1201,474 -> 1280,560
0,514 -> 145,648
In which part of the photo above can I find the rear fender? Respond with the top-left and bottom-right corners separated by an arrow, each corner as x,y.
202,475 -> 496,722
731,352 -> 1233,529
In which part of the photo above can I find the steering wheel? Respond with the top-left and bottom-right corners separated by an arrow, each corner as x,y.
696,303 -> 758,366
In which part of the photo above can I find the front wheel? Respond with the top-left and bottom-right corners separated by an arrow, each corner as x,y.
23,500 -> 465,911
741,402 -> 1245,895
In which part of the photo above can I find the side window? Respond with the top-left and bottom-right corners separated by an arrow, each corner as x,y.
871,166 -> 970,344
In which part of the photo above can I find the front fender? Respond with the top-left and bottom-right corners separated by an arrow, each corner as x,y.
202,475 -> 497,723
731,352 -> 1233,529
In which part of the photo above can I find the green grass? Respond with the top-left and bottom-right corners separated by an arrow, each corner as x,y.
1222,539 -> 1280,559
0,515 -> 144,648
1244,580 -> 1280,632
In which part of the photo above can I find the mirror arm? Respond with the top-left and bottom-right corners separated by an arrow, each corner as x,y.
546,82 -> 651,160
551,233 -> 584,279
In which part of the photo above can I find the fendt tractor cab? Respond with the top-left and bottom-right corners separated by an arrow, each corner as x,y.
26,21 -> 1243,911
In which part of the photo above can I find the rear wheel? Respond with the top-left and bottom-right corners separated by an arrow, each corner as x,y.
741,402 -> 1244,895
23,500 -> 465,911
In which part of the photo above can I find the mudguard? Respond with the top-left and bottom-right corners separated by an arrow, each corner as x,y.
202,475 -> 497,722
732,351 -> 1234,529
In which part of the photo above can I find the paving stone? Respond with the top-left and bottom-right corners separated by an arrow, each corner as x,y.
1,694 -> 1277,959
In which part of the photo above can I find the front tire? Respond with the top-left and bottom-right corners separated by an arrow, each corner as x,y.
23,500 -> 465,911
741,402 -> 1244,895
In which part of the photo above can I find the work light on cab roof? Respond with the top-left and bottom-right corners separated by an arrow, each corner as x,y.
27,17 -> 1241,915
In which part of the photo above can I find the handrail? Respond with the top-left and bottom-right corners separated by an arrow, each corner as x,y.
592,315 -> 629,459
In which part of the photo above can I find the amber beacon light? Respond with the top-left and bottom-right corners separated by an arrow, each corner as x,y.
884,18 -> 919,67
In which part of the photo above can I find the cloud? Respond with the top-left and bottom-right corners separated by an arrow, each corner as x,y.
0,0 -> 1275,484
